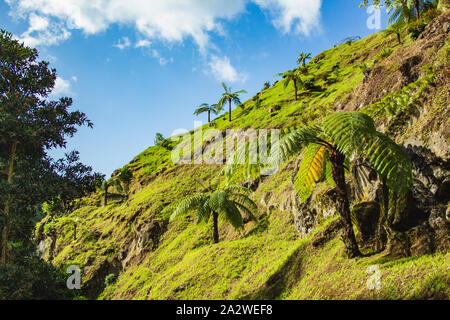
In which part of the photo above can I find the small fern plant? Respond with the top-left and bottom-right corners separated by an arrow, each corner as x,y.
273,111 -> 413,258
171,185 -> 257,243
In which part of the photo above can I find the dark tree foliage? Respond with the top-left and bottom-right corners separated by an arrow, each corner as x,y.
0,253 -> 78,300
0,30 -> 101,299
154,132 -> 165,145
50,151 -> 105,214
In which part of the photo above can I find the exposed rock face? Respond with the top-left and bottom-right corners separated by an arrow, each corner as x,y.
290,187 -> 338,237
398,55 -> 423,85
120,219 -> 165,268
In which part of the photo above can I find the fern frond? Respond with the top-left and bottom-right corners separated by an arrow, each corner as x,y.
272,124 -> 325,163
225,185 -> 252,196
365,132 -> 412,195
220,200 -> 244,230
322,112 -> 412,195
228,192 -> 257,212
294,143 -> 329,203
208,190 -> 227,212
171,194 -> 210,221
322,112 -> 376,156
232,200 -> 256,221
196,198 -> 211,223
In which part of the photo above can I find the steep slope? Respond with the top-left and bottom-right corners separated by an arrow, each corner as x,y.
36,11 -> 450,300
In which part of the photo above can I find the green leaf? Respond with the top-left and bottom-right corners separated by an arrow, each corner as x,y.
294,143 -> 329,203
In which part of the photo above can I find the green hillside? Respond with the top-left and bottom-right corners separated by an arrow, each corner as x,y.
36,10 -> 450,300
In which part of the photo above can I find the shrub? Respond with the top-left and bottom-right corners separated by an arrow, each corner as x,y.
359,62 -> 369,72
408,21 -> 426,39
317,72 -> 329,82
154,132 -> 165,145
421,8 -> 441,24
376,47 -> 393,60
0,255 -> 76,300
104,273 -> 116,286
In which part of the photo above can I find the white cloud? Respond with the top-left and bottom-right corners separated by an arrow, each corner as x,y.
253,0 -> 322,35
17,13 -> 71,47
208,55 -> 247,83
27,13 -> 49,32
48,76 -> 78,98
50,77 -> 71,97
135,39 -> 151,48
6,0 -> 322,49
6,0 -> 246,50
151,49 -> 173,66
113,36 -> 131,50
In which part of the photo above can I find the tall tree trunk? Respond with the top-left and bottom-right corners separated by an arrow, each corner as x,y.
294,81 -> 298,101
329,149 -> 361,258
212,211 -> 219,243
414,1 -> 420,19
208,110 -> 211,126
104,185 -> 108,206
1,141 -> 18,264
228,99 -> 232,122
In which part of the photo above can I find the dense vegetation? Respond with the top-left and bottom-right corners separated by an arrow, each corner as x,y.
0,1 -> 448,300
0,30 -> 103,299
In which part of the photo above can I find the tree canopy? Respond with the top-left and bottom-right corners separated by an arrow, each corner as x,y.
0,30 -> 101,268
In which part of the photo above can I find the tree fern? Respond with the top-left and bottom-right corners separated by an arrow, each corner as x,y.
322,112 -> 412,195
223,111 -> 412,257
171,185 -> 256,243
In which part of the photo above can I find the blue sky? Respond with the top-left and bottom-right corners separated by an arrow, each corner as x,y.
1,0 -> 389,177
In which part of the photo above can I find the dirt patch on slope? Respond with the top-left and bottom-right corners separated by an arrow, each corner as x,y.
346,10 -> 450,110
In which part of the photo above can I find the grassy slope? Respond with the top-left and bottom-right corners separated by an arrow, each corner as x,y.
42,27 -> 450,300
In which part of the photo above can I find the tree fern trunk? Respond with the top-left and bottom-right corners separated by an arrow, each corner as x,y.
375,179 -> 389,252
104,185 -> 108,206
1,141 -> 18,264
228,99 -> 232,122
414,1 -> 420,19
208,110 -> 211,126
330,149 -> 361,258
213,211 -> 219,243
